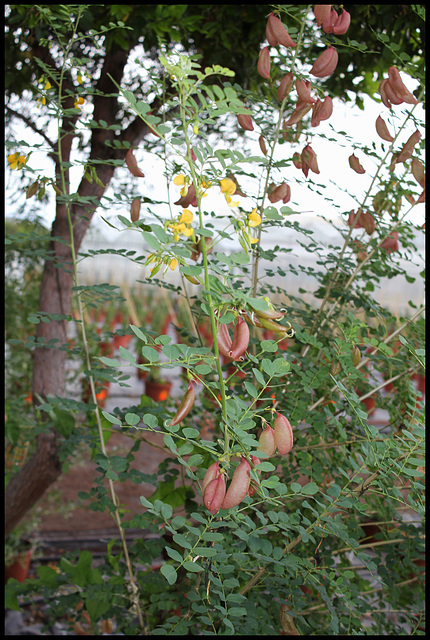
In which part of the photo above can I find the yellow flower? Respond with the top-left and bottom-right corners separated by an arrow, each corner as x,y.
169,258 -> 178,270
220,178 -> 236,196
173,174 -> 185,186
193,122 -> 199,135
179,209 -> 193,224
37,96 -> 46,107
74,96 -> 85,108
77,74 -> 83,85
248,208 -> 262,227
8,152 -> 26,170
249,235 -> 259,244
182,227 -> 194,237
44,81 -> 51,90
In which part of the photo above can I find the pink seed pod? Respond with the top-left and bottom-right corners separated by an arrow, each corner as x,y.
174,183 -> 197,207
258,425 -> 276,457
217,322 -> 233,359
380,231 -> 399,253
237,111 -> 254,131
333,8 -> 351,35
125,149 -> 145,177
202,461 -> 221,494
310,46 -> 338,78
221,457 -> 251,509
387,67 -> 418,105
348,209 -> 365,229
378,79 -> 393,109
295,79 -> 316,104
314,5 -> 332,27
283,99 -> 313,126
130,198 -> 141,222
375,115 -> 394,142
384,80 -> 405,106
248,455 -> 261,497
277,71 -> 294,102
268,182 -> 290,204
292,151 -> 302,170
362,212 -> 376,236
257,46 -> 271,79
311,96 -> 333,127
266,13 -> 297,48
411,158 -> 425,189
273,412 -> 294,455
322,8 -> 337,34
301,144 -> 320,177
395,130 -> 421,164
349,153 -> 365,174
203,475 -> 227,515
229,316 -> 250,361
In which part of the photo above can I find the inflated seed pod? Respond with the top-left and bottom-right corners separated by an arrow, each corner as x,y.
203,474 -> 226,515
258,425 -> 276,457
273,412 -> 294,455
352,345 -> 361,367
221,457 -> 252,509
169,380 -> 195,426
229,316 -> 250,361
216,322 -> 233,359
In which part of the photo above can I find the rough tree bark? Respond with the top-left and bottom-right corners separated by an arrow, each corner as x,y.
5,46 -> 166,538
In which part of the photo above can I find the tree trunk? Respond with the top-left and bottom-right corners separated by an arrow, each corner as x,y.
4,47 -> 159,538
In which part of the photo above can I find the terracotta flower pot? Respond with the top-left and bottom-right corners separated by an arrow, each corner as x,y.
112,334 -> 132,350
5,546 -> 34,584
145,380 -> 172,401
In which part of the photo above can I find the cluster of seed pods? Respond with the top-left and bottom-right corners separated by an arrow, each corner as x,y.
201,412 -> 294,516
216,314 -> 250,361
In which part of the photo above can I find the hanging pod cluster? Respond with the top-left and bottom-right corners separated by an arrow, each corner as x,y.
202,455 -> 261,516
258,412 -> 294,457
246,301 -> 295,338
216,315 -> 250,361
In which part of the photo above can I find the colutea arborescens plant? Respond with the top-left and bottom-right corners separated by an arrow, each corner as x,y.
6,4 -> 424,636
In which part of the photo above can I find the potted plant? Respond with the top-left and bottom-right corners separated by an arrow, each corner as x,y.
144,367 -> 173,401
5,516 -> 41,584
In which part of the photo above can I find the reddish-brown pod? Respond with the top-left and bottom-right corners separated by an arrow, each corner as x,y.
266,13 -> 297,48
295,79 -> 316,104
229,316 -> 250,361
259,135 -> 268,156
333,8 -> 351,35
258,46 -> 271,79
258,425 -> 276,457
375,115 -> 394,142
387,67 -> 418,104
169,380 -> 196,426
273,412 -> 294,455
411,158 -> 425,189
395,130 -> 421,164
216,321 -> 233,359
310,46 -> 338,78
237,110 -> 254,131
349,153 -> 365,174
125,149 -> 145,177
311,96 -> 333,127
130,198 -> 141,222
314,5 -> 332,27
221,457 -> 252,509
277,72 -> 294,102
301,145 -> 320,177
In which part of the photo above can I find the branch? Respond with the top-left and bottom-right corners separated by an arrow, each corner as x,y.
5,105 -> 56,150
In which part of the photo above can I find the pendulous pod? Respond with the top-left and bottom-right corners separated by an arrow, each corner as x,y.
125,149 -> 145,177
375,115 -> 394,142
266,13 -> 297,48
258,425 -> 276,457
169,381 -> 195,426
221,457 -> 252,509
310,46 -> 338,78
273,412 -> 294,455
229,316 -> 250,361
203,463 -> 226,515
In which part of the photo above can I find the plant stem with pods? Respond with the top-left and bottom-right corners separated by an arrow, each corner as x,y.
53,12 -> 147,635
251,7 -> 310,299
302,89 -> 425,358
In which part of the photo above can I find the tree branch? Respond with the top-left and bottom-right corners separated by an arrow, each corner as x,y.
5,105 -> 56,150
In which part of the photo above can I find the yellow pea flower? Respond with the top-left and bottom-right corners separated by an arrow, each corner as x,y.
77,73 -> 83,85
8,152 -> 26,170
44,81 -> 51,90
220,178 -> 236,196
248,208 -> 262,227
173,174 -> 185,186
249,236 -> 259,244
182,227 -> 194,237
179,209 -> 193,224
169,258 -> 178,270
74,96 -> 85,108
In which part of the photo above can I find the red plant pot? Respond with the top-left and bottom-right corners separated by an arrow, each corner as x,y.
112,334 -> 132,350
5,547 -> 34,584
145,380 -> 172,402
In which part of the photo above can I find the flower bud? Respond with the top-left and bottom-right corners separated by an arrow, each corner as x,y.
257,46 -> 271,79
